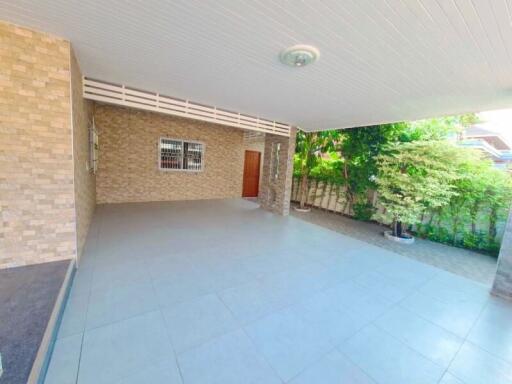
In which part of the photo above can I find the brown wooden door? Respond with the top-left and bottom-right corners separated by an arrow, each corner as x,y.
242,150 -> 261,197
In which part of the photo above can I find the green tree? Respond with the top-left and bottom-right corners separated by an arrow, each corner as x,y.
375,141 -> 461,238
295,131 -> 339,209
399,113 -> 477,142
336,123 -> 405,216
443,150 -> 489,244
485,168 -> 512,246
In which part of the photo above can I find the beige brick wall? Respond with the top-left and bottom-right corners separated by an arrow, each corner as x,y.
94,104 -> 245,204
70,48 -> 95,260
0,22 -> 76,268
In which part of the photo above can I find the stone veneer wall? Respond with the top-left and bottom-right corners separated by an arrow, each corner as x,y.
94,104 -> 245,204
492,210 -> 512,300
259,128 -> 297,215
70,48 -> 95,260
0,22 -> 76,268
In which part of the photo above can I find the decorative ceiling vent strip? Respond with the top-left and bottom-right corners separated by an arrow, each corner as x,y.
83,77 -> 291,137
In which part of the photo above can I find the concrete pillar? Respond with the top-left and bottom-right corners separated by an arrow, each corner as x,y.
492,209 -> 512,300
259,128 -> 297,215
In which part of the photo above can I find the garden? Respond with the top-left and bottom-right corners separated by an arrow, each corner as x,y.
292,115 -> 512,256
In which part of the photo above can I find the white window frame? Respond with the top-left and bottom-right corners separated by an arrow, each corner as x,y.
158,137 -> 205,172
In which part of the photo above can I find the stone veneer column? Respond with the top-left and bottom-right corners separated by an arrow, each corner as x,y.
492,209 -> 512,300
259,128 -> 297,215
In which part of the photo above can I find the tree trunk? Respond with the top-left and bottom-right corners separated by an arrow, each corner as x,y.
428,213 -> 435,226
311,179 -> 318,207
333,184 -> 340,213
299,174 -> 309,209
452,217 -> 459,245
326,183 -> 334,211
392,220 -> 403,237
470,201 -> 480,235
320,181 -> 328,209
489,206 -> 498,244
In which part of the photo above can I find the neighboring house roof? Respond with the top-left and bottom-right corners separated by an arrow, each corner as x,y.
458,123 -> 512,167
463,123 -> 512,151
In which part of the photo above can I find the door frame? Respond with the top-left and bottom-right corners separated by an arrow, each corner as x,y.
242,150 -> 261,198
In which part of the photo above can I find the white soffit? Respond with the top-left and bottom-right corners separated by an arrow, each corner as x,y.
83,78 -> 291,136
2,0 -> 512,131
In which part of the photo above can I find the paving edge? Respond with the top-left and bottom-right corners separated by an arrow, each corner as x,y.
27,259 -> 76,384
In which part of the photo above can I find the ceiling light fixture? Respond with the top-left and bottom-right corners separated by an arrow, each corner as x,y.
279,45 -> 320,67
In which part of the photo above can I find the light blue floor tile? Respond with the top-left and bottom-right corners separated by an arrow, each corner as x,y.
448,342 -> 512,384
177,329 -> 281,384
71,266 -> 94,296
375,257 -> 438,289
320,280 -> 373,309
114,357 -> 182,384
418,271 -> 490,306
262,263 -> 329,306
290,291 -> 366,345
195,258 -> 257,292
310,259 -> 368,289
353,271 -> 414,303
45,200 -> 512,384
240,252 -> 299,279
467,298 -> 512,364
375,306 -> 463,367
347,293 -> 394,325
58,290 -> 89,339
78,311 -> 174,384
44,333 -> 83,384
153,270 -> 214,309
244,308 -> 333,382
147,255 -> 197,282
339,325 -> 445,384
400,292 -> 483,338
161,293 -> 239,353
288,350 -> 375,384
86,280 -> 158,329
440,372 -> 466,384
91,259 -> 151,291
218,280 -> 282,323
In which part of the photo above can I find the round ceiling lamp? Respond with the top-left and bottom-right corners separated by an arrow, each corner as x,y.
279,45 -> 320,67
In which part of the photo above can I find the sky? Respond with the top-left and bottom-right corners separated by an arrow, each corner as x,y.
478,109 -> 512,144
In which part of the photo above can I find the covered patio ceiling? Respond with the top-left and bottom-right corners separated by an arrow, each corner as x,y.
2,1 -> 512,131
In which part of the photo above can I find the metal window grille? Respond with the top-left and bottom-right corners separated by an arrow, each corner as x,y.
184,142 -> 203,171
159,138 -> 204,171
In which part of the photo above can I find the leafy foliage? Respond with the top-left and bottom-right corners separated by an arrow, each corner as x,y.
295,131 -> 340,208
292,112 -> 511,255
374,141 -> 461,235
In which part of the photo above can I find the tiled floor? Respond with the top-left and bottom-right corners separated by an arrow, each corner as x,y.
44,199 -> 512,384
290,205 -> 497,285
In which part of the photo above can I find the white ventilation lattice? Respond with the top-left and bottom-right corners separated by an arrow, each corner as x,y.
83,78 -> 291,137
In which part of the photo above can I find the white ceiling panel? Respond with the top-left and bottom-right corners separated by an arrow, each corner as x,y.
2,0 -> 512,131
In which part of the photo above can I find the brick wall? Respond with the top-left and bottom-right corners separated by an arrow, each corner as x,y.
94,104 -> 245,204
0,22 -> 76,268
70,48 -> 95,261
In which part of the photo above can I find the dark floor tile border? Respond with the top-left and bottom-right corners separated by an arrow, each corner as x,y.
28,260 -> 76,384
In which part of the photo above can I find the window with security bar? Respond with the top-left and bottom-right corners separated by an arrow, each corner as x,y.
159,138 -> 204,171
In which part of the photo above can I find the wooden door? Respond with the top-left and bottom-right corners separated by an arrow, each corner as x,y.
242,150 -> 261,197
